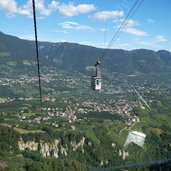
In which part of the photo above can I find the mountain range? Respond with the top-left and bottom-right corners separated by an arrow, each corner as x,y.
0,31 -> 171,75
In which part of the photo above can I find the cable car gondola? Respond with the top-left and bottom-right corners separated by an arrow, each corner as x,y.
91,60 -> 101,91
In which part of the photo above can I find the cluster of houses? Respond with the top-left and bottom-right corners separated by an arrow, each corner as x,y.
0,97 -> 14,103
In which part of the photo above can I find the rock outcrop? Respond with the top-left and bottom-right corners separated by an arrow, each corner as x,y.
39,139 -> 61,158
70,137 -> 85,152
18,137 -> 85,158
119,149 -> 129,160
18,137 -> 38,151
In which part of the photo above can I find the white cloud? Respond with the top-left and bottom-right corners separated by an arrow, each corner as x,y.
17,0 -> 32,17
36,0 -> 58,17
0,1 -> 96,18
77,25 -> 93,30
134,35 -> 167,50
54,30 -> 68,34
120,19 -> 140,27
18,0 -> 58,18
63,21 -> 79,25
114,19 -> 140,30
91,10 -> 124,20
0,0 -> 17,16
59,21 -> 94,31
100,28 -> 107,32
147,18 -> 155,23
48,1 -> 59,10
124,28 -> 148,36
114,19 -> 148,37
0,0 -> 58,18
156,35 -> 167,42
57,2 -> 96,17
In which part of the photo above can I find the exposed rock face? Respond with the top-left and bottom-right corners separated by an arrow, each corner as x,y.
18,137 -> 85,158
100,160 -> 108,166
118,149 -> 129,160
40,139 -> 60,158
70,137 -> 85,152
61,145 -> 68,156
18,137 -> 38,151
112,143 -> 116,147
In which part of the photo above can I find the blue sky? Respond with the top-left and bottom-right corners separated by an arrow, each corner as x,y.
0,0 -> 171,51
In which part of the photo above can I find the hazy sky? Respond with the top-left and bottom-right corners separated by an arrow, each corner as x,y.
0,0 -> 170,51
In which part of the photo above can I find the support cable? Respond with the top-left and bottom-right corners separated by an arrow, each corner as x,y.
107,0 -> 140,49
91,157 -> 171,171
100,0 -> 144,61
32,0 -> 43,109
108,0 -> 144,49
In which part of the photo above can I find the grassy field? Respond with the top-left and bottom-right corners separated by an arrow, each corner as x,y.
14,128 -> 45,134
13,113 -> 36,117
85,129 -> 100,144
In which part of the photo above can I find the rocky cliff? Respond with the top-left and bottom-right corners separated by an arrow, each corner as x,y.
18,137 -> 85,158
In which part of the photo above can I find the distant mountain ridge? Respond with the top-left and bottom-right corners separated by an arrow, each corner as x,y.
38,41 -> 171,74
0,32 -> 50,72
0,31 -> 36,61
0,31 -> 171,74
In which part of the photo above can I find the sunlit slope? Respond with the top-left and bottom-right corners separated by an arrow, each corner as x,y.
38,41 -> 171,74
